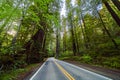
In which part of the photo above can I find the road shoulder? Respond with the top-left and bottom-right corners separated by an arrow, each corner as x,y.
64,60 -> 120,80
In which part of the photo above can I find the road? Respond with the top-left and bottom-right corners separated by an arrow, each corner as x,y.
30,58 -> 113,80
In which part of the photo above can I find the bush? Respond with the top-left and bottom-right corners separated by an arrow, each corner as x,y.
60,51 -> 73,57
103,57 -> 120,69
81,55 -> 92,63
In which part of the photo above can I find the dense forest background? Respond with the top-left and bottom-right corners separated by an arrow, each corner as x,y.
0,0 -> 120,77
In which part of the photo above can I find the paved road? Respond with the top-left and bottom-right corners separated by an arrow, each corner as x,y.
30,58 -> 113,80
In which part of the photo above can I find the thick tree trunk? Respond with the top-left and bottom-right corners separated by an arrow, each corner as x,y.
104,1 -> 120,26
24,29 -> 45,63
111,0 -> 120,11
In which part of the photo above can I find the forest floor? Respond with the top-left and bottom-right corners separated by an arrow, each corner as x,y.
0,62 -> 43,80
16,62 -> 43,80
64,60 -> 120,80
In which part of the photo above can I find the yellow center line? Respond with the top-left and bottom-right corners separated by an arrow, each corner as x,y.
54,61 -> 75,80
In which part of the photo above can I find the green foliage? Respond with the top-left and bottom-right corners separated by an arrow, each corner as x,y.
59,56 -> 81,61
60,55 -> 120,69
102,57 -> 120,69
81,55 -> 92,63
0,69 -> 25,80
60,51 -> 73,57
0,63 -> 39,80
0,0 -> 61,70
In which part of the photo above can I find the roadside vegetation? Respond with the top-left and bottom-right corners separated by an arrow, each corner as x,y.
59,55 -> 120,69
0,63 -> 40,80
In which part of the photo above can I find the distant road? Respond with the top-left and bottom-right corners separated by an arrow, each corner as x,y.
29,57 -> 112,80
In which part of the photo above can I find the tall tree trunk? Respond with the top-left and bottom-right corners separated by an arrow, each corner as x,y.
78,14 -> 86,49
81,13 -> 90,49
63,31 -> 67,52
97,10 -> 118,49
74,25 -> 80,54
79,24 -> 86,49
56,28 -> 60,58
104,1 -> 120,26
70,18 -> 77,56
111,0 -> 120,11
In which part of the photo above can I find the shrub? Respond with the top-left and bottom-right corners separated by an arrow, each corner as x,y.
81,55 -> 92,63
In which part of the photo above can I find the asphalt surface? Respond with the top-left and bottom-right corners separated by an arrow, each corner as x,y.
30,58 -> 113,80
